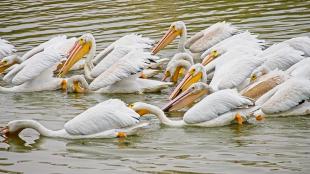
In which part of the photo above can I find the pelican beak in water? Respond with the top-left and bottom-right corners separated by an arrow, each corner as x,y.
58,37 -> 92,77
162,83 -> 208,112
0,58 -> 18,74
0,126 -> 9,138
162,67 -> 185,83
152,25 -> 182,55
201,50 -> 219,66
169,67 -> 203,100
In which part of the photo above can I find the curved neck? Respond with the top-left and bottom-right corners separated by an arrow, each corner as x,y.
84,38 -> 96,80
145,105 -> 185,127
10,120 -> 57,137
178,27 -> 187,53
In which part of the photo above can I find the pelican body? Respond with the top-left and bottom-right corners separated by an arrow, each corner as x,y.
1,99 -> 149,139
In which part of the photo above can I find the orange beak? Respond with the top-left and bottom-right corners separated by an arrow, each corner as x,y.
58,40 -> 91,77
202,54 -> 215,66
152,26 -> 182,55
169,71 -> 203,100
162,86 -> 208,112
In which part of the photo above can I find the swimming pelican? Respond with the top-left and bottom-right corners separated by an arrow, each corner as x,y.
241,58 -> 310,101
169,52 -> 262,100
200,31 -> 265,65
130,89 -> 254,127
162,52 -> 194,83
253,77 -> 310,118
0,45 -> 87,93
0,35 -> 83,75
59,33 -> 172,94
0,38 -> 16,60
151,21 -> 239,55
0,99 -> 149,139
250,44 -> 305,82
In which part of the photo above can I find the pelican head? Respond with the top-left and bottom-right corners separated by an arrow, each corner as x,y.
162,53 -> 193,83
201,50 -> 220,65
169,63 -> 207,100
0,120 -> 26,138
58,33 -> 95,77
162,82 -> 212,112
152,21 -> 186,54
250,68 -> 265,82
0,55 -> 20,74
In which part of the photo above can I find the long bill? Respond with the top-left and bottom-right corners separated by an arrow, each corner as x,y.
58,40 -> 91,77
169,71 -> 202,100
151,26 -> 182,55
202,54 -> 216,66
162,85 -> 208,112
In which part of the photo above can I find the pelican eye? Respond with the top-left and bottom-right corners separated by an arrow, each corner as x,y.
128,104 -> 134,108
251,74 -> 257,81
2,60 -> 7,64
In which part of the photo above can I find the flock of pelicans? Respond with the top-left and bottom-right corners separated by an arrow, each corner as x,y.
0,21 -> 310,139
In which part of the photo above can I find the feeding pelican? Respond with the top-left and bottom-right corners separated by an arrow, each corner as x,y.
151,21 -> 239,56
253,77 -> 310,118
200,31 -> 265,66
241,58 -> 310,101
250,44 -> 305,82
0,99 -> 149,139
0,34 -> 91,93
59,33 -> 172,94
162,52 -> 194,83
130,89 -> 254,127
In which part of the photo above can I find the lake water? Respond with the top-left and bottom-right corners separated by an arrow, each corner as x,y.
0,0 -> 310,173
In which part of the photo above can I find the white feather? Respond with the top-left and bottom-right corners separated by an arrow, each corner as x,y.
64,99 -> 140,135
184,89 -> 253,124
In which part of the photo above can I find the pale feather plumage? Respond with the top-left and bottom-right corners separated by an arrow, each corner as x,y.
210,53 -> 263,90
285,58 -> 310,79
4,47 -> 64,85
89,50 -> 158,90
201,31 -> 265,59
261,78 -> 310,114
283,36 -> 310,57
0,38 -> 16,59
64,99 -> 140,135
184,89 -> 253,124
91,34 -> 154,77
185,21 -> 239,53
254,44 -> 305,74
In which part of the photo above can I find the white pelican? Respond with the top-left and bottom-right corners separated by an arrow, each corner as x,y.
59,33 -> 172,94
0,99 -> 149,139
0,38 -> 16,60
169,63 -> 208,100
0,35 -> 84,76
200,31 -> 265,65
130,89 -> 254,127
250,44 -> 305,82
241,58 -> 310,102
162,52 -> 194,83
253,77 -> 310,118
0,42 -> 87,93
151,21 -> 239,55
169,52 -> 262,100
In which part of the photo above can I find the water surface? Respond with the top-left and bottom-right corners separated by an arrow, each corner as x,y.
0,0 -> 310,173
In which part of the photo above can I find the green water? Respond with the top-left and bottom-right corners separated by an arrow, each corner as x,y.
0,0 -> 310,173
